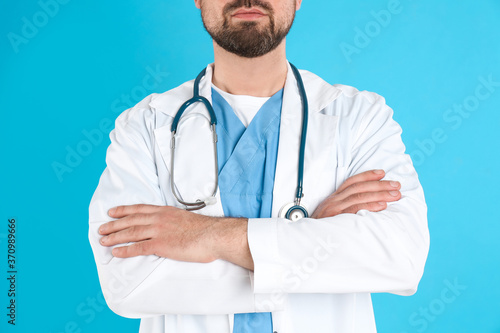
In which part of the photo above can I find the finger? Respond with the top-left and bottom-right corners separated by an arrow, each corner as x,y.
313,198 -> 388,219
112,240 -> 156,258
100,224 -> 155,247
99,214 -> 152,235
312,205 -> 343,219
340,190 -> 402,211
342,201 -> 388,214
335,180 -> 400,201
335,170 -> 386,194
108,204 -> 162,218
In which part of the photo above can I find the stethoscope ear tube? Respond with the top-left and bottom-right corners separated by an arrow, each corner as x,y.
170,123 -> 219,210
170,68 -> 219,210
171,68 -> 218,133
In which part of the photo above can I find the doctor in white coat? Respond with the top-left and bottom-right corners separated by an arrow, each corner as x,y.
89,0 -> 430,332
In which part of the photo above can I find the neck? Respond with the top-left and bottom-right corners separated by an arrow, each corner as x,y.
211,40 -> 288,97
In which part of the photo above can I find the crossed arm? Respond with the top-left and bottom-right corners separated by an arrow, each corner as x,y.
98,169 -> 402,271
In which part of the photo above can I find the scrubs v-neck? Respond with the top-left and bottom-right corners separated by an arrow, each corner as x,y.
211,87 -> 283,333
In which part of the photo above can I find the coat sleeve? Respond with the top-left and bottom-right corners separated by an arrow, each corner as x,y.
88,107 -> 283,318
247,93 -> 430,299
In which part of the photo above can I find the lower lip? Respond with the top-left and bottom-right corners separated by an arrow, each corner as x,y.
232,12 -> 266,20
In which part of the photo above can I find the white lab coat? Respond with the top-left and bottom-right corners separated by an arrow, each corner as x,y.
89,62 -> 429,333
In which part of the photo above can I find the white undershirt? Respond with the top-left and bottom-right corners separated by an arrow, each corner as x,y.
212,84 -> 270,128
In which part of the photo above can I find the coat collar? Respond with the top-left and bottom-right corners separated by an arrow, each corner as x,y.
149,62 -> 342,118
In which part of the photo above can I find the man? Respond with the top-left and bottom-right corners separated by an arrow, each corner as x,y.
89,0 -> 430,332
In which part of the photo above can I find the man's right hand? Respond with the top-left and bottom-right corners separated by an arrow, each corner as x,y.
311,170 -> 401,219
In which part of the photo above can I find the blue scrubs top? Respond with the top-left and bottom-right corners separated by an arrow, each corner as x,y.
211,87 -> 283,333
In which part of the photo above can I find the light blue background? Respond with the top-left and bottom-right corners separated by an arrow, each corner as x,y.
1,0 -> 499,332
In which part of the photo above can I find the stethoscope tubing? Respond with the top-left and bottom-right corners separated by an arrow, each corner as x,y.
170,63 -> 309,219
289,63 -> 308,207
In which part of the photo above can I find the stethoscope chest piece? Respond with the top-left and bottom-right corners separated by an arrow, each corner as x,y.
279,202 -> 309,221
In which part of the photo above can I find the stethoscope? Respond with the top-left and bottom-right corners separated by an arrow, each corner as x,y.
170,63 -> 309,221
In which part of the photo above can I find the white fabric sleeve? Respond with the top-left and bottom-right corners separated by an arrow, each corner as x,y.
248,98 -> 430,298
88,108 -> 283,318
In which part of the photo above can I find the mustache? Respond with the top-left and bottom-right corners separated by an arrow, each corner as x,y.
224,0 -> 274,15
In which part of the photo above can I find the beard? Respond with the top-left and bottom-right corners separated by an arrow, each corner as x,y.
201,0 -> 296,58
